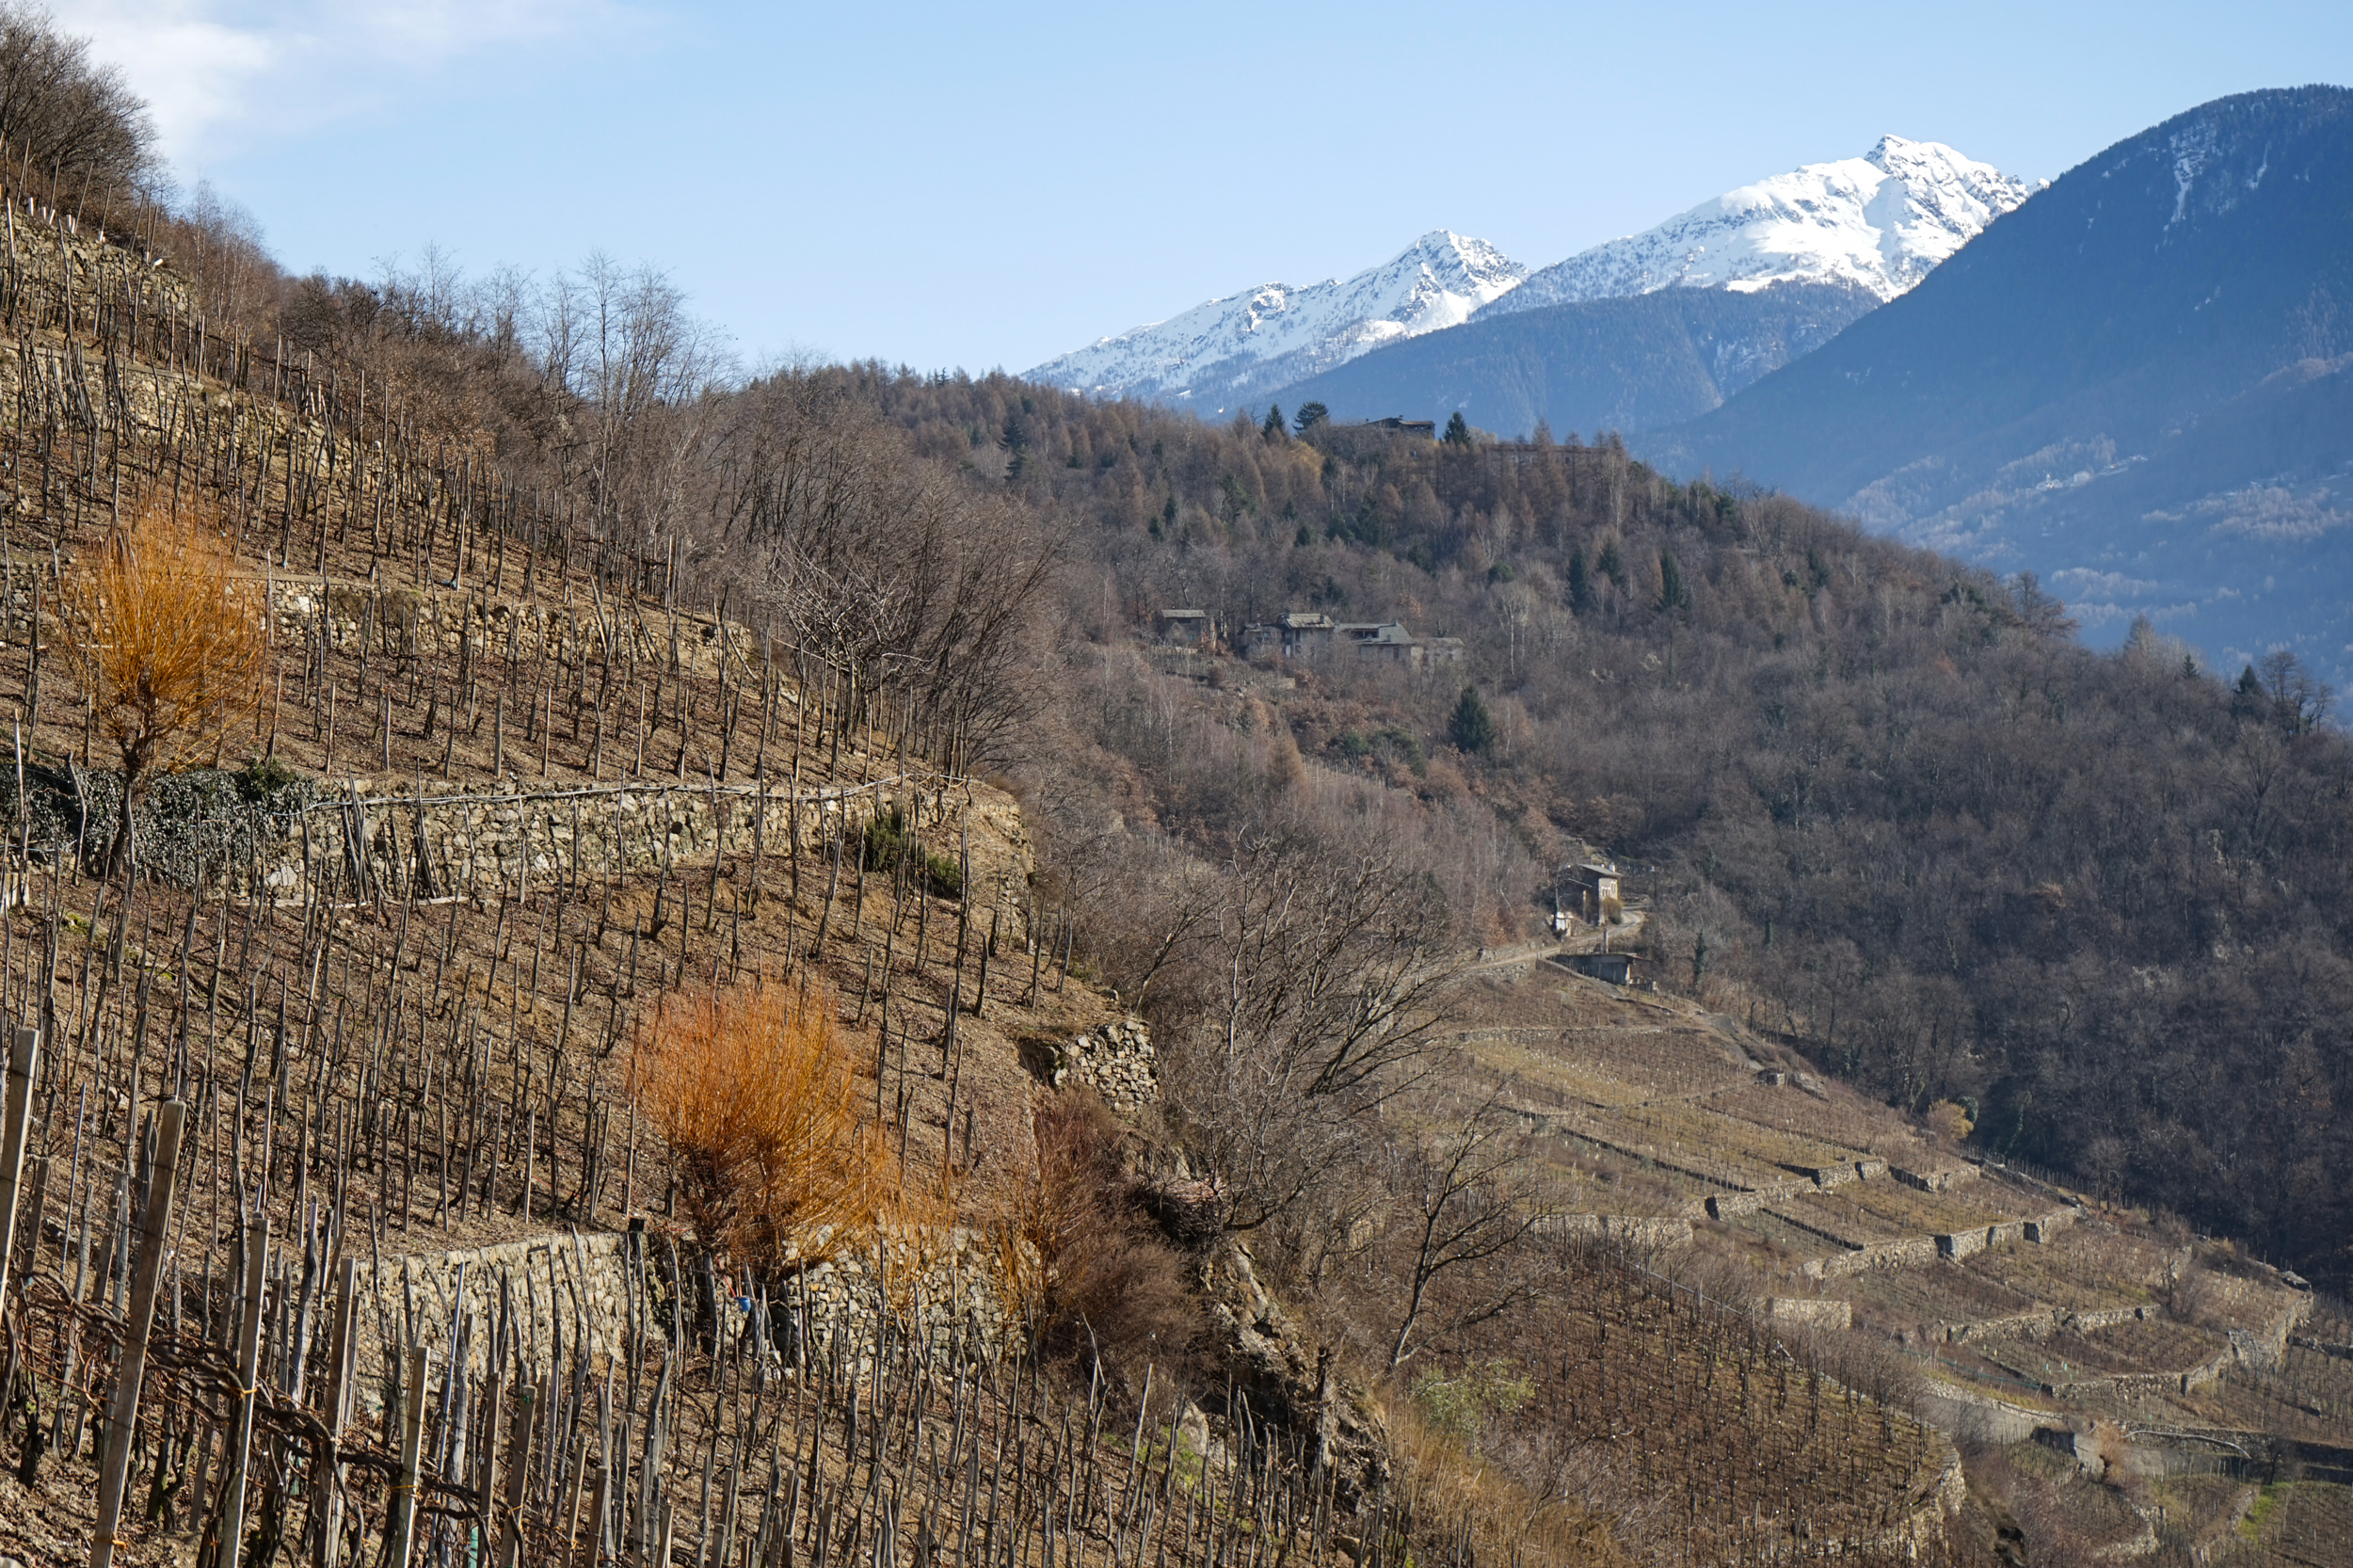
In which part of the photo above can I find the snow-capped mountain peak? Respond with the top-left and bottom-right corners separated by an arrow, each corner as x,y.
1025,231 -> 1527,408
1484,137 -> 2039,317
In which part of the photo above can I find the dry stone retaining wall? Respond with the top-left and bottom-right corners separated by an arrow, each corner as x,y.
350,1223 -> 1018,1411
1936,1228 -> 1989,1261
1541,1213 -> 1693,1250
139,772 -> 1031,925
1891,1163 -> 1979,1194
1768,1296 -> 1852,1331
1808,1236 -> 1940,1279
2023,1208 -> 2077,1242
1942,1309 -> 2059,1345
1025,1019 -> 1159,1112
267,578 -> 754,685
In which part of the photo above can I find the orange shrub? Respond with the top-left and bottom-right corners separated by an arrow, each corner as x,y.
60,503 -> 266,871
637,981 -> 892,1265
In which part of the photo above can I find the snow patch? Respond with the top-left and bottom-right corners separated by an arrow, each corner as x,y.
2169,120 -> 2219,227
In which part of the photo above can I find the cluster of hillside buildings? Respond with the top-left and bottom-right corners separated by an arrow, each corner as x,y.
1157,608 -> 1465,666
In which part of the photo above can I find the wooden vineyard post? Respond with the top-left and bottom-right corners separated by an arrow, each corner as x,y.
314,1256 -> 361,1568
0,1025 -> 38,1304
387,1345 -> 430,1568
495,1376 -> 539,1568
216,1212 -> 270,1568
88,1098 -> 184,1568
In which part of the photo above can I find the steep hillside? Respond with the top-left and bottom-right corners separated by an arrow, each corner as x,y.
1649,87 -> 2353,682
1437,955 -> 2348,1566
829,367 -> 2353,1310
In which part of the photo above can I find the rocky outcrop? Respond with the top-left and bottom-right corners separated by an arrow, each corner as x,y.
1200,1240 -> 1387,1510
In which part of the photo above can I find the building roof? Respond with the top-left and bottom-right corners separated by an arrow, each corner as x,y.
1160,608 -> 1209,621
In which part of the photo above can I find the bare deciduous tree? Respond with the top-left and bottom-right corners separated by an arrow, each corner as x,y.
0,3 -> 154,205
1381,1096 -> 1559,1369
1157,823 -> 1466,1236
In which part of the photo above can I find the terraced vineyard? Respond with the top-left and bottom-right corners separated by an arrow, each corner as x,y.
1448,959 -> 2348,1562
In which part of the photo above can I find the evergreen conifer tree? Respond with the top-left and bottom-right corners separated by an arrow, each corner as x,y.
1294,401 -> 1329,432
1449,685 -> 1497,754
1597,539 -> 1627,595
1262,405 -> 1287,440
1443,411 -> 1473,447
1656,549 -> 1691,613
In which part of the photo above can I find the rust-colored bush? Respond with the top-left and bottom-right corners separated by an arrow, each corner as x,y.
637,981 -> 892,1267
60,503 -> 265,871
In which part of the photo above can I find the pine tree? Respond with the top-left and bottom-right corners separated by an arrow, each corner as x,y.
1294,401 -> 1330,432
1567,547 -> 1593,614
1000,413 -> 1030,482
1443,410 -> 1473,448
1597,539 -> 1627,595
1262,405 -> 1288,440
1656,549 -> 1691,613
1449,686 -> 1497,755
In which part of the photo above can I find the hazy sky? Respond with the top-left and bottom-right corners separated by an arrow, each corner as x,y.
49,1 -> 2353,376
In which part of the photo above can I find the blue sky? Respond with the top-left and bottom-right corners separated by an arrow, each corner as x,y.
52,1 -> 2353,376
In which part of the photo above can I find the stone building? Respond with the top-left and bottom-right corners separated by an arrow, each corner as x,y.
1239,611 -> 1337,659
1561,858 -> 1624,923
1158,608 -> 1212,646
1337,621 -> 1419,662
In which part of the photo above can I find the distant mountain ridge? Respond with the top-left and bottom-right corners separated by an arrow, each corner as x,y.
1029,137 -> 2034,425
1025,232 -> 1526,410
1267,281 -> 1881,444
1647,86 -> 2353,684
1486,136 -> 2038,315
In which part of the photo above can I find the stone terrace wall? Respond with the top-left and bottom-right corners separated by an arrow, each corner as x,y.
112,770 -> 1035,927
349,1223 -> 1018,1411
266,578 -> 755,684
244,774 -> 923,908
1023,1019 -> 1159,1113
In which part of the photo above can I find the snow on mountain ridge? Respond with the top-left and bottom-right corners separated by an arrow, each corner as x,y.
1025,231 -> 1527,407
1486,136 -> 2039,316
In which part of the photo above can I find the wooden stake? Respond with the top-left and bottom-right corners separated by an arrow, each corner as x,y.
387,1344 -> 430,1568
0,1024 -> 39,1303
88,1097 -> 185,1568
216,1211 -> 270,1568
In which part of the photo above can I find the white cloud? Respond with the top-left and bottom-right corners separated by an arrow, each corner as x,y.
49,1 -> 630,167
2049,567 -> 2161,597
